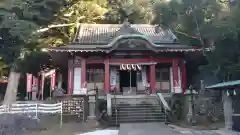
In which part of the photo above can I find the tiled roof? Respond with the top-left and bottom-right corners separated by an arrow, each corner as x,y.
73,23 -> 177,45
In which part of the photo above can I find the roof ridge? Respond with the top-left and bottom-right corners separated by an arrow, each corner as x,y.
79,23 -> 159,27
81,23 -> 122,28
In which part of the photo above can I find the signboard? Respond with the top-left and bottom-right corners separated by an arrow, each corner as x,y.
120,64 -> 141,70
26,74 -> 33,92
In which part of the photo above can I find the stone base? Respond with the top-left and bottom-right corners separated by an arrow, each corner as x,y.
87,116 -> 99,127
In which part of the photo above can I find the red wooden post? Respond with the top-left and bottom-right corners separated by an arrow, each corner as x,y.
150,64 -> 156,93
104,59 -> 110,93
181,61 -> 187,93
50,70 -> 56,91
81,58 -> 86,88
172,59 -> 180,93
68,59 -> 74,94
26,73 -> 33,93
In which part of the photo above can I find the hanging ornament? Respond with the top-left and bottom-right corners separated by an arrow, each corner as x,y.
137,64 -> 142,70
227,90 -> 230,96
132,64 -> 136,70
234,90 -> 237,96
126,64 -> 131,70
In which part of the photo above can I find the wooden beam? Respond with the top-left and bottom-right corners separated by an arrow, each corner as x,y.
85,58 -> 174,64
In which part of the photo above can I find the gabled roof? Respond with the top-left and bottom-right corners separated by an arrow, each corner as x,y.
73,23 -> 178,45
47,22 -> 205,53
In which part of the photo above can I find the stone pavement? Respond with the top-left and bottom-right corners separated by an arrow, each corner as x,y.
118,123 -> 180,135
168,124 -> 240,135
117,122 -> 240,135
214,129 -> 240,135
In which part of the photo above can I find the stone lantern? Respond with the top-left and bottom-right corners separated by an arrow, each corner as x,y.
205,80 -> 239,130
222,89 -> 236,130
184,86 -> 198,125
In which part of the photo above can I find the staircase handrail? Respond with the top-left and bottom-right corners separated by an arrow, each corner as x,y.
156,92 -> 171,111
112,87 -> 118,125
156,92 -> 171,123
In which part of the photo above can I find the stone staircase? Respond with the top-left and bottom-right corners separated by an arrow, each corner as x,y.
110,101 -> 167,126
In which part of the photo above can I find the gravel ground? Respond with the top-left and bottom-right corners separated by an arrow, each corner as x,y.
25,121 -> 102,135
0,114 -> 44,135
0,113 -> 100,135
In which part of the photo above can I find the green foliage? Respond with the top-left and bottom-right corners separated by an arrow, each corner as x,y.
104,0 -> 154,24
152,0 -> 224,46
21,51 -> 53,75
39,0 -> 108,47
0,0 -> 64,71
152,0 -> 240,82
2,0 -> 240,84
0,57 -> 7,76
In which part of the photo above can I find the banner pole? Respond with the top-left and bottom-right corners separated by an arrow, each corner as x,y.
41,73 -> 45,100
60,101 -> 63,127
35,104 -> 38,119
50,72 -> 52,100
50,88 -> 52,100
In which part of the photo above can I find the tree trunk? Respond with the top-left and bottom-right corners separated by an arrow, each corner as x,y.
3,69 -> 21,104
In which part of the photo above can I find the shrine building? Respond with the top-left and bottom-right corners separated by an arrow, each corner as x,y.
47,22 -> 203,106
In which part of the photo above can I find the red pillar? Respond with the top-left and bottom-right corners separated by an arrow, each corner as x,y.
68,59 -> 74,95
172,59 -> 180,93
150,64 -> 156,93
181,61 -> 187,93
81,58 -> 86,87
104,59 -> 110,93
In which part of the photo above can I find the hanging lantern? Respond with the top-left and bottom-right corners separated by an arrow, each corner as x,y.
227,90 -> 230,96
234,90 -> 237,96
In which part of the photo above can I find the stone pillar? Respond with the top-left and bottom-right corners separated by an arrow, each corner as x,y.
186,95 -> 193,123
222,90 -> 233,129
107,93 -> 112,115
88,95 -> 96,119
87,94 -> 98,126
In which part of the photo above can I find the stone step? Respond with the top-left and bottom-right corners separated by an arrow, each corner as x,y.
112,112 -> 164,115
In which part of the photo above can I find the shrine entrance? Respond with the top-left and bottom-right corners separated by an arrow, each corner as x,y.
119,70 -> 137,93
119,64 -> 141,94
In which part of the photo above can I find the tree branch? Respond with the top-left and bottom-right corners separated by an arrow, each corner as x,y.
192,6 -> 205,46
36,23 -> 76,33
36,16 -> 86,33
174,30 -> 199,39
